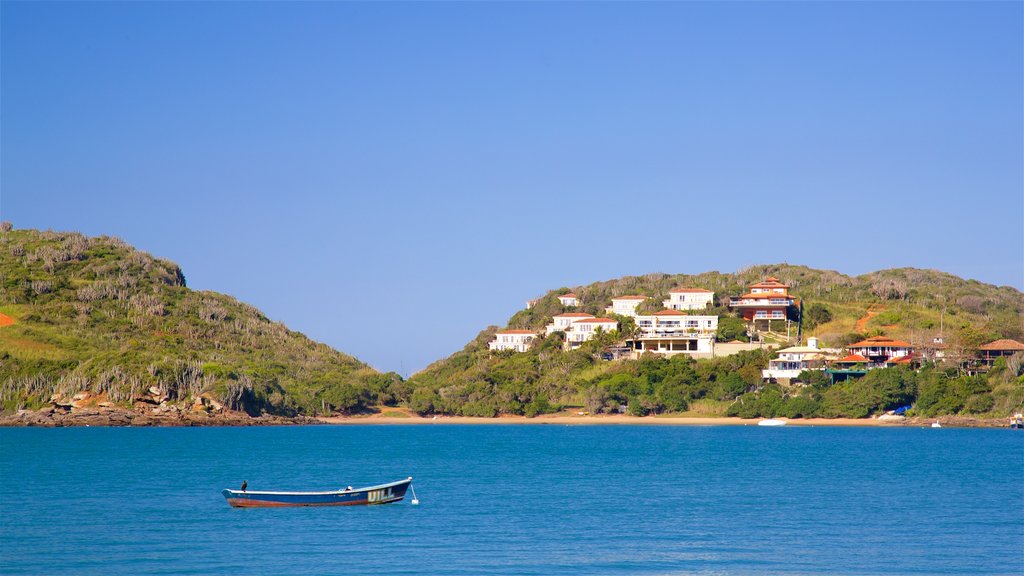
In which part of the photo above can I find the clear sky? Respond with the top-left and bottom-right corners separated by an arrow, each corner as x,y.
2,1 -> 1021,375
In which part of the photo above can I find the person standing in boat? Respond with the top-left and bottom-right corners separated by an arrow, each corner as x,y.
241,480 -> 247,492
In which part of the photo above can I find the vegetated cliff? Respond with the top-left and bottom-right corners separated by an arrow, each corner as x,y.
0,227 -> 405,417
407,264 -> 1024,419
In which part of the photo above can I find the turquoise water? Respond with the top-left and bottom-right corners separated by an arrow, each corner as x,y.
1,425 -> 1021,575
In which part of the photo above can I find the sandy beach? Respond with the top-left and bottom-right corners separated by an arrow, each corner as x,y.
317,412 -> 917,427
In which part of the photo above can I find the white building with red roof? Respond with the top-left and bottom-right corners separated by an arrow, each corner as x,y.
728,277 -> 797,321
605,295 -> 647,317
663,288 -> 715,311
846,335 -> 914,364
546,312 -> 596,335
488,329 -> 539,353
557,293 -> 580,307
629,309 -> 718,358
564,317 -> 618,350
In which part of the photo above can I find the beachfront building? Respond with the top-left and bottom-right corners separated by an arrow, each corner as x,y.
663,288 -> 715,311
546,312 -> 596,335
762,337 -> 839,382
605,295 -> 646,317
977,339 -> 1024,367
728,277 -> 798,322
564,317 -> 618,350
488,329 -> 539,353
628,309 -> 718,358
557,293 -> 580,307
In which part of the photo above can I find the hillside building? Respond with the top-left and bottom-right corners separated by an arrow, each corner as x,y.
762,337 -> 840,382
977,339 -> 1024,367
728,277 -> 798,322
663,288 -> 715,311
565,317 -> 618,350
546,312 -> 596,335
628,309 -> 717,358
488,329 -> 539,353
557,293 -> 580,307
605,295 -> 646,317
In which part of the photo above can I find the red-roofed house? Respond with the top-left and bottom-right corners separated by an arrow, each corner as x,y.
488,329 -> 540,353
629,310 -> 718,358
663,288 -> 715,311
545,313 -> 596,335
728,277 -> 798,322
565,317 -> 619,350
846,335 -> 914,364
977,339 -> 1024,367
557,293 -> 580,307
605,295 -> 647,317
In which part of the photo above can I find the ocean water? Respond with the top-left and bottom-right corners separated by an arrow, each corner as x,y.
0,425 -> 1021,575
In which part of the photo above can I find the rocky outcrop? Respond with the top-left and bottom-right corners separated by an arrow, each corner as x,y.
0,404 -> 321,427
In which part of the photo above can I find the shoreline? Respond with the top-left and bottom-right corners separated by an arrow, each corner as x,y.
0,407 -> 1009,428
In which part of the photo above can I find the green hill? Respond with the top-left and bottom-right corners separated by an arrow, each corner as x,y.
0,227 -> 405,416
407,264 -> 1024,419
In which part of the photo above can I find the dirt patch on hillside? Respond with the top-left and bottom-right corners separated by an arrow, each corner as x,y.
855,304 -> 884,333
0,313 -> 15,327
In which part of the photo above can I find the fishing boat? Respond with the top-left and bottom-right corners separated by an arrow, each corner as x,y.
757,418 -> 787,427
222,477 -> 413,508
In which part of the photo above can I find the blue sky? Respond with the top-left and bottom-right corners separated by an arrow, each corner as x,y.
2,2 -> 1021,374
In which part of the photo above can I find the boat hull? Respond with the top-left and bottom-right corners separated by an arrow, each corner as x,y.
222,477 -> 412,508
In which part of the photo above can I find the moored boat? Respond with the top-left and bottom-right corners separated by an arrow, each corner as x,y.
222,477 -> 413,508
757,418 -> 787,427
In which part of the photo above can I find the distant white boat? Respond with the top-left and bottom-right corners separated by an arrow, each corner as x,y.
931,422 -> 942,428
758,419 -> 787,427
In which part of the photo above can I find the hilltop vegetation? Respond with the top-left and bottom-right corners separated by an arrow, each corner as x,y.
0,227 -> 404,416
408,264 -> 1024,418
2,227 -> 1021,422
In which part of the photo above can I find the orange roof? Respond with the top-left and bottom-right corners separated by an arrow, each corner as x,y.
496,329 -> 537,335
886,355 -> 914,364
559,293 -> 578,299
848,336 -> 912,348
612,295 -> 646,301
652,309 -> 687,316
737,292 -> 794,300
750,276 -> 789,288
978,339 -> 1024,351
553,313 -> 595,318
574,317 -> 617,324
836,354 -> 870,363
669,287 -> 713,293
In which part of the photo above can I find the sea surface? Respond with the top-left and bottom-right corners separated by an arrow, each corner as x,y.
1,425 -> 1021,575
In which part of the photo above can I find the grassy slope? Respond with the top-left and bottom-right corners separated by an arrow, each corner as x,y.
0,229 -> 390,415
409,264 -> 1023,416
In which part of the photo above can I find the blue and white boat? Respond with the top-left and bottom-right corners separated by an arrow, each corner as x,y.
222,477 -> 413,508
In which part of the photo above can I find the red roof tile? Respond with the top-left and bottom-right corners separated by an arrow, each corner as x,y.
836,354 -> 870,363
978,339 -> 1024,351
559,293 -> 579,299
612,295 -> 647,301
669,287 -> 713,293
574,317 -> 617,324
848,336 -> 912,348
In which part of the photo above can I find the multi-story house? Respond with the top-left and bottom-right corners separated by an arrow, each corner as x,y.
488,329 -> 539,353
557,293 -> 580,307
605,295 -> 646,317
728,277 -> 797,322
663,288 -> 715,311
762,337 -> 839,382
629,309 -> 717,358
845,335 -> 914,364
546,312 -> 596,335
564,317 -> 618,350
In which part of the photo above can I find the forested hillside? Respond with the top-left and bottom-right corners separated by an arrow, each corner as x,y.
0,226 -> 404,416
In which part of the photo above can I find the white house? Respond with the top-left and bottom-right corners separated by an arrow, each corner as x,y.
546,312 -> 595,335
564,317 -> 618,350
605,295 -> 646,317
629,310 -> 718,358
557,293 -> 580,307
488,329 -> 539,353
663,288 -> 715,311
762,337 -> 840,382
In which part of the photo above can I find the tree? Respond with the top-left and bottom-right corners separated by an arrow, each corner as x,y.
803,303 -> 833,329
